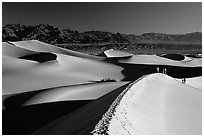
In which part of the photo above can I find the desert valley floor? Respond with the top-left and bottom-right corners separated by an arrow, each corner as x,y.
2,40 -> 202,135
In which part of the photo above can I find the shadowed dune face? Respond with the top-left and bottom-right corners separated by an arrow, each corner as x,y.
3,83 -> 130,135
19,52 -> 57,63
3,100 -> 92,135
32,83 -> 130,135
3,82 -> 128,108
116,54 -> 202,67
160,54 -> 185,61
117,63 -> 202,80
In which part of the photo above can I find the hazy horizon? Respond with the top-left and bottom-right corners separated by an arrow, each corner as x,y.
2,2 -> 202,35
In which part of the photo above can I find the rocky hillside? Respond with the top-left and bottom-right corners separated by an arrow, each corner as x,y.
3,24 -> 202,45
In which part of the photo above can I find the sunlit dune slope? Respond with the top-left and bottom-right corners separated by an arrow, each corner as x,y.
104,49 -> 201,67
104,49 -> 134,58
32,83 -> 130,135
92,73 -> 201,135
174,76 -> 202,90
3,82 -> 128,108
10,40 -> 104,60
3,42 -> 38,57
3,42 -> 124,94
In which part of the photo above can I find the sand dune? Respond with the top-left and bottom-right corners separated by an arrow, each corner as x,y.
92,73 -> 201,135
104,49 -> 201,67
3,42 -> 39,57
3,42 -> 124,94
182,56 -> 193,62
3,82 -> 128,108
160,54 -> 185,61
118,54 -> 201,67
104,49 -> 133,58
32,83 -> 130,135
2,41 -> 202,135
33,74 -> 201,135
10,40 -> 104,60
174,76 -> 202,90
24,82 -> 128,106
2,55 -> 37,74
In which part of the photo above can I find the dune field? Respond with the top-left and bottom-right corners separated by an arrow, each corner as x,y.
2,40 -> 202,135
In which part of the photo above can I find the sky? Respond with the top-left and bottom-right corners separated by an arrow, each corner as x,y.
2,2 -> 202,35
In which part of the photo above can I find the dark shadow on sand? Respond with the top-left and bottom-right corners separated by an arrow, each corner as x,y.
32,83 -> 130,135
19,52 -> 57,63
160,54 -> 185,61
3,100 -> 92,135
116,63 -> 202,81
3,82 -> 97,109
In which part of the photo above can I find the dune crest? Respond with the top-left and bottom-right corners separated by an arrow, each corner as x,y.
3,41 -> 124,94
92,73 -> 201,135
103,49 -> 202,67
104,49 -> 133,58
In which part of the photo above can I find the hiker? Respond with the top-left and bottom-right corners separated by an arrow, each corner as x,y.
164,68 -> 167,74
157,67 -> 159,73
162,68 -> 165,74
184,78 -> 186,84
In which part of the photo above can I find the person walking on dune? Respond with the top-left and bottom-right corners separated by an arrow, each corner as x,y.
184,78 -> 186,84
157,67 -> 160,73
164,68 -> 167,74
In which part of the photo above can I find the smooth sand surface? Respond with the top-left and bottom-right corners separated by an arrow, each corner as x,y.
174,76 -> 202,90
3,42 -> 38,57
118,55 -> 202,67
93,74 -> 201,135
104,49 -> 201,67
3,42 -> 124,94
3,41 -> 202,135
23,82 -> 128,106
104,49 -> 134,58
3,82 -> 128,108
10,40 -> 104,60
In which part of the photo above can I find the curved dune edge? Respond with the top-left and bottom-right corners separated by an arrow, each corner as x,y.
3,45 -> 124,94
3,42 -> 39,57
104,49 -> 134,58
3,81 -> 129,108
9,40 -> 105,60
23,82 -> 129,106
103,49 -> 201,67
92,73 -> 201,135
117,54 -> 202,67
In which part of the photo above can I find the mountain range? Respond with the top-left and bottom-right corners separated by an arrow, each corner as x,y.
2,24 -> 202,45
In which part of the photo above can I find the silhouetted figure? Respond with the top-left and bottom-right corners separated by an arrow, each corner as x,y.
181,78 -> 186,83
157,67 -> 159,73
162,68 -> 166,74
164,68 -> 167,74
184,78 -> 186,84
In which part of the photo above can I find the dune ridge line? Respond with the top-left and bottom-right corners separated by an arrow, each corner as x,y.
91,74 -> 148,135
